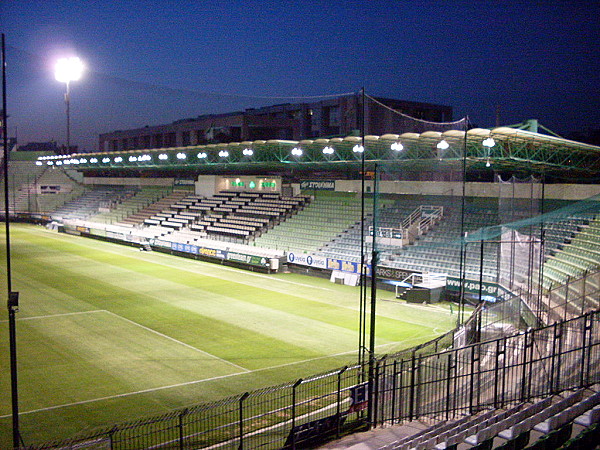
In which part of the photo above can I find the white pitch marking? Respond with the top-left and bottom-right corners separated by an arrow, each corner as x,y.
0,310 -> 106,323
0,371 -> 242,419
0,337 -> 435,419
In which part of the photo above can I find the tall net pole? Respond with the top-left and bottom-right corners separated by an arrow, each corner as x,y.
358,88 -> 367,370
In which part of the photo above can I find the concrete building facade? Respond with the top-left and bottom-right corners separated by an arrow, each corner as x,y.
99,94 -> 453,152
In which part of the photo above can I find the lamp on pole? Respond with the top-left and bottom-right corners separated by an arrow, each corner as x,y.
55,57 -> 83,153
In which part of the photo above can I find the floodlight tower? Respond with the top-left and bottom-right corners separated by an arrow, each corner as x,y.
55,57 -> 84,153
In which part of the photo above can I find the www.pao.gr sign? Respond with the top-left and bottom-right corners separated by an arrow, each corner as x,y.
446,277 -> 499,296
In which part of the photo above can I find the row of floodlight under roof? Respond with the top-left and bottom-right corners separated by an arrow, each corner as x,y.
36,147 -> 367,166
37,154 -> 155,166
35,131 -> 500,166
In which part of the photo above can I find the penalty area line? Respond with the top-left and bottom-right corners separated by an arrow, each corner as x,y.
0,310 -> 106,323
102,310 -> 250,373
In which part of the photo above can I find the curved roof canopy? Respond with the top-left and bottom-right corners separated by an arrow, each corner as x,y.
37,126 -> 600,178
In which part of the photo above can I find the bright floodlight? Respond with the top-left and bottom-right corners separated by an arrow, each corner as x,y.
482,137 -> 496,148
55,57 -> 84,83
437,140 -> 449,150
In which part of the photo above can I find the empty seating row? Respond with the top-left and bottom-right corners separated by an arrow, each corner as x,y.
145,191 -> 308,243
382,387 -> 600,450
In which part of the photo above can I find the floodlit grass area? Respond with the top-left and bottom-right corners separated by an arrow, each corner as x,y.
0,224 -> 458,446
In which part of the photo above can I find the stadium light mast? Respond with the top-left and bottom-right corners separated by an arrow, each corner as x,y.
3,32 -> 22,450
55,56 -> 84,153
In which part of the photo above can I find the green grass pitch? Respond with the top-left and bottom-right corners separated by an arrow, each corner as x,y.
0,224 -> 457,446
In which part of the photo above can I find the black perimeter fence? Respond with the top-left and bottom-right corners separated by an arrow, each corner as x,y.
26,270 -> 600,450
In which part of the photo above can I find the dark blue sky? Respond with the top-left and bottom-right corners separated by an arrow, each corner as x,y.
1,0 -> 599,152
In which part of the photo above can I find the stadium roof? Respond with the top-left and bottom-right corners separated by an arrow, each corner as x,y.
37,126 -> 600,178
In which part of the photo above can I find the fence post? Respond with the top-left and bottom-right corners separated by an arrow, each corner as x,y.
337,367 -> 347,438
476,342 -> 482,410
500,337 -> 507,409
563,277 -> 570,322
238,392 -> 249,450
415,354 -> 422,419
391,360 -> 397,424
178,408 -> 188,450
408,352 -> 416,421
108,425 -> 118,450
586,312 -> 596,385
520,329 -> 529,402
581,271 -> 587,316
493,339 -> 500,409
580,313 -> 589,388
398,359 -> 405,422
373,359 -> 381,426
550,322 -> 563,393
469,345 -> 475,415
445,353 -> 452,421
291,379 -> 302,449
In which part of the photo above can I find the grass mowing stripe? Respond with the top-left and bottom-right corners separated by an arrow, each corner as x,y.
0,331 -> 434,420
102,310 -> 250,372
11,227 -> 456,331
9,253 -> 331,369
13,235 -> 374,353
14,225 -> 337,291
14,228 -> 448,338
7,226 -> 452,366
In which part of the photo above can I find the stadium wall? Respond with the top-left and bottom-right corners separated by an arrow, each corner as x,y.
83,176 -> 174,186
77,174 -> 599,200
334,180 -> 600,200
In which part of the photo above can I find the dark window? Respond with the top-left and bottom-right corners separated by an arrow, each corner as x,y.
181,131 -> 191,146
164,132 -> 176,147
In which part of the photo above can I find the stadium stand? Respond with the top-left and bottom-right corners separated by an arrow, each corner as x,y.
253,191 -> 377,253
50,185 -> 140,221
307,195 -> 501,281
7,165 -> 85,214
144,190 -> 309,244
0,161 -> 65,214
89,186 -> 174,225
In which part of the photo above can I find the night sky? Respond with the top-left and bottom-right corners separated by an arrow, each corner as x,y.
1,0 -> 599,152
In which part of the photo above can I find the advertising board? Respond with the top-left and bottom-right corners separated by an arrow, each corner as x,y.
286,252 -> 328,269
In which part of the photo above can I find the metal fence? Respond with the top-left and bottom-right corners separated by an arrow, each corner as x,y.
373,309 -> 600,428
544,270 -> 600,323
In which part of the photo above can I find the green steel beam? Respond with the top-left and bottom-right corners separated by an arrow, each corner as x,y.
36,128 -> 600,177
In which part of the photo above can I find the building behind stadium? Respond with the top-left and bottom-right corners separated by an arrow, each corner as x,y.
98,93 -> 453,152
